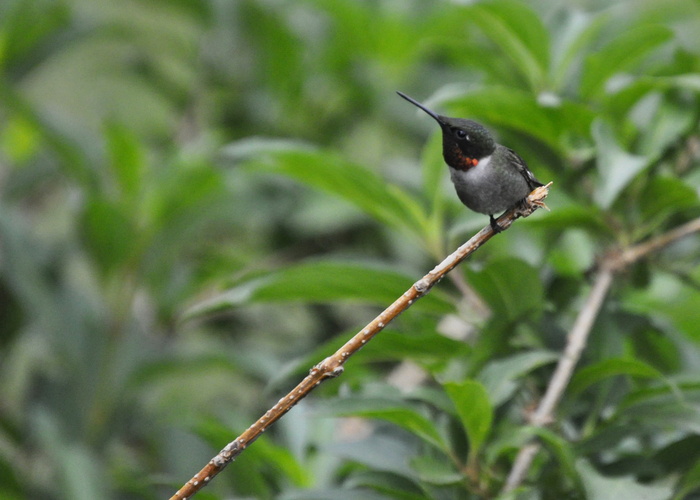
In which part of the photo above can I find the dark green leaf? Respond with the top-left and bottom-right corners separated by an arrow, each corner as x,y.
466,258 -> 544,321
532,427 -> 582,491
675,459 -> 700,500
81,197 -> 136,274
361,330 -> 470,364
639,176 -> 698,233
569,358 -> 665,395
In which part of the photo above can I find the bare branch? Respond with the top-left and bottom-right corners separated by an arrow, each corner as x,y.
503,265 -> 614,492
502,215 -> 700,493
170,184 -> 552,499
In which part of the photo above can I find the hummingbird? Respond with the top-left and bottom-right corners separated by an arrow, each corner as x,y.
397,91 -> 542,233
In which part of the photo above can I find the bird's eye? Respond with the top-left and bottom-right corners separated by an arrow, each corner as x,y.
455,129 -> 468,140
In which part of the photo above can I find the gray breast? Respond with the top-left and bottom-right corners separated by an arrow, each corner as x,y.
448,155 -> 530,215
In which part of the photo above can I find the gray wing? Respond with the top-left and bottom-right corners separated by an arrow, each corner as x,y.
505,147 -> 543,190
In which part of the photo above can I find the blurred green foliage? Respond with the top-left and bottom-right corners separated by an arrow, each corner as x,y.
2,0 -> 700,499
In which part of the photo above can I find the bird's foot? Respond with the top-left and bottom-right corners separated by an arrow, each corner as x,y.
489,215 -> 503,234
514,197 -> 531,215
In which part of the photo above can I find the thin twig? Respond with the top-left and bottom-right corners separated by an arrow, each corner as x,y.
169,184 -> 552,499
613,217 -> 700,271
503,264 -> 614,492
502,215 -> 700,493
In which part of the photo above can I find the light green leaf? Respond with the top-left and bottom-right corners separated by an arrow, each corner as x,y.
443,380 -> 493,459
410,455 -> 463,485
323,397 -> 450,453
183,260 -> 454,319
624,270 -> 700,343
592,119 -> 649,209
530,204 -> 610,234
222,138 -> 429,238
581,25 -> 673,99
636,95 -> 696,160
548,229 -> 597,277
467,0 -> 549,90
105,122 -> 144,198
551,10 -> 609,91
478,351 -> 558,406
577,459 -> 675,500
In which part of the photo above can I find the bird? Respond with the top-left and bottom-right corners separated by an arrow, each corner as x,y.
397,91 -> 543,233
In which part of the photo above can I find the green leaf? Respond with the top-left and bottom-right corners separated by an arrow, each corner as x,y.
617,382 -> 700,434
342,470 -> 426,500
576,459 -> 675,500
443,380 -> 493,459
548,229 -> 597,277
445,86 -> 595,153
421,133 -> 446,208
581,25 -> 673,99
550,10 -> 609,91
532,427 -> 582,491
34,412 -> 109,500
675,459 -> 700,500
639,176 -> 698,233
0,114 -> 41,163
478,351 -> 558,406
569,358 -> 665,395
361,330 -> 470,364
530,204 -> 610,234
222,138 -> 429,239
467,0 -> 549,90
105,122 -> 144,198
624,271 -> 700,343
592,119 -> 649,209
82,197 -> 136,274
637,98 -> 695,160
323,397 -> 449,453
269,328 -> 468,391
195,418 -> 311,487
184,260 -> 454,319
410,455 -> 463,485
604,73 -> 700,118
465,258 -> 544,321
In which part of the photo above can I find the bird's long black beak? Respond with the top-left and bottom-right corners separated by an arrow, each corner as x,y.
396,91 -> 444,125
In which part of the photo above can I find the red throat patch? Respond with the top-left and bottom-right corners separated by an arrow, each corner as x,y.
456,155 -> 478,170
448,144 -> 478,170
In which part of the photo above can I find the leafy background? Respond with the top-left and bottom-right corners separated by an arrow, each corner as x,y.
1,0 -> 700,499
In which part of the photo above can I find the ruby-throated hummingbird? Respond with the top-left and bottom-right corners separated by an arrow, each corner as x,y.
397,91 -> 542,232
